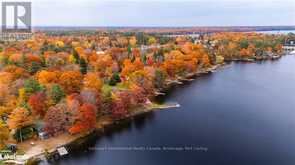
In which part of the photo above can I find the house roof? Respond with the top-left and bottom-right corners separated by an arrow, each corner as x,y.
284,38 -> 295,45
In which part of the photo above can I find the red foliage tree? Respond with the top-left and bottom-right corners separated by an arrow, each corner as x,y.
130,85 -> 147,104
44,103 -> 73,136
147,57 -> 154,66
28,92 -> 46,117
80,89 -> 101,109
111,91 -> 133,119
68,103 -> 96,134
111,99 -> 127,120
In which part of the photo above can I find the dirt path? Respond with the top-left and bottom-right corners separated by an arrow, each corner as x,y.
17,134 -> 78,162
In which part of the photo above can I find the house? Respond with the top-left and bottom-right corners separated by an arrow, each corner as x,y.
96,51 -> 105,55
283,39 -> 295,53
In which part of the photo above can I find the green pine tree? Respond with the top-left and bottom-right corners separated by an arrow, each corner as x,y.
50,84 -> 65,104
109,72 -> 121,86
72,48 -> 80,64
29,62 -> 41,74
79,58 -> 88,74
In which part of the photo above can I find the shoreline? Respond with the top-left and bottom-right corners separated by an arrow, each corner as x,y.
6,103 -> 180,164
4,54 -> 286,164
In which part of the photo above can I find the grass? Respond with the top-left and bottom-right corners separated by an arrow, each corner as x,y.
115,82 -> 129,90
16,149 -> 25,155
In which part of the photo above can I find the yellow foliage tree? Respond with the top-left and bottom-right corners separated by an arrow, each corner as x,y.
8,108 -> 34,130
129,37 -> 137,47
0,121 -> 9,149
148,37 -> 156,45
55,41 -> 64,48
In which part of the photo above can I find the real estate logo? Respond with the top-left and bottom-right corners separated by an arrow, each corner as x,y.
1,2 -> 32,41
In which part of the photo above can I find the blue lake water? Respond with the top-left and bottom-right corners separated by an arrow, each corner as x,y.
257,30 -> 295,34
45,55 -> 295,165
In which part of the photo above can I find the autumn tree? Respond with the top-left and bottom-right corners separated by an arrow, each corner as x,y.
0,72 -> 13,85
0,84 -> 10,106
202,54 -> 211,67
91,54 -> 113,77
44,103 -> 73,136
81,89 -> 100,107
68,103 -> 96,134
100,85 -> 113,114
154,69 -> 167,89
83,73 -> 102,92
121,58 -> 144,77
240,48 -> 251,58
59,71 -> 83,94
67,93 -> 82,115
0,121 -> 9,149
148,37 -> 156,45
3,65 -> 29,80
130,84 -> 147,104
28,92 -> 46,117
129,36 -> 137,47
36,70 -> 60,85
7,108 -> 34,142
111,92 -> 129,119
129,70 -> 154,96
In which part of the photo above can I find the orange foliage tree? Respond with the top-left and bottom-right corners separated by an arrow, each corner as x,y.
83,73 -> 102,92
68,103 -> 96,134
8,108 -> 34,132
59,71 -> 83,94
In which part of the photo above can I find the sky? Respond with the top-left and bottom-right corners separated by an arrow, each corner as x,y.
2,0 -> 295,27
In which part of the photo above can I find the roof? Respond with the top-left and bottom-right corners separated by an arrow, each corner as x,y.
284,38 -> 295,45
283,44 -> 295,47
96,51 -> 105,55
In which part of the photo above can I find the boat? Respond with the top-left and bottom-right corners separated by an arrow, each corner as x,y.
271,55 -> 281,60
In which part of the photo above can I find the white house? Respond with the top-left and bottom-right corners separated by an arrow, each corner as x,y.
96,51 -> 105,55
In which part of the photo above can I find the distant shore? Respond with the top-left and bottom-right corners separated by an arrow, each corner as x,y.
34,26 -> 295,34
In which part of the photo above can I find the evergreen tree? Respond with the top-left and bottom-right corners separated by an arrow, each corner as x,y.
29,62 -> 41,74
24,79 -> 44,94
127,44 -> 132,56
109,72 -> 121,86
72,48 -> 80,64
50,84 -> 65,104
79,58 -> 87,75
141,54 -> 147,65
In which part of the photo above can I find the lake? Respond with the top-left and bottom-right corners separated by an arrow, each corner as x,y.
256,30 -> 295,34
45,55 -> 295,165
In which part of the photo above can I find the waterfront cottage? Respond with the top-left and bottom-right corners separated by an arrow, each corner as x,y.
283,39 -> 295,53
